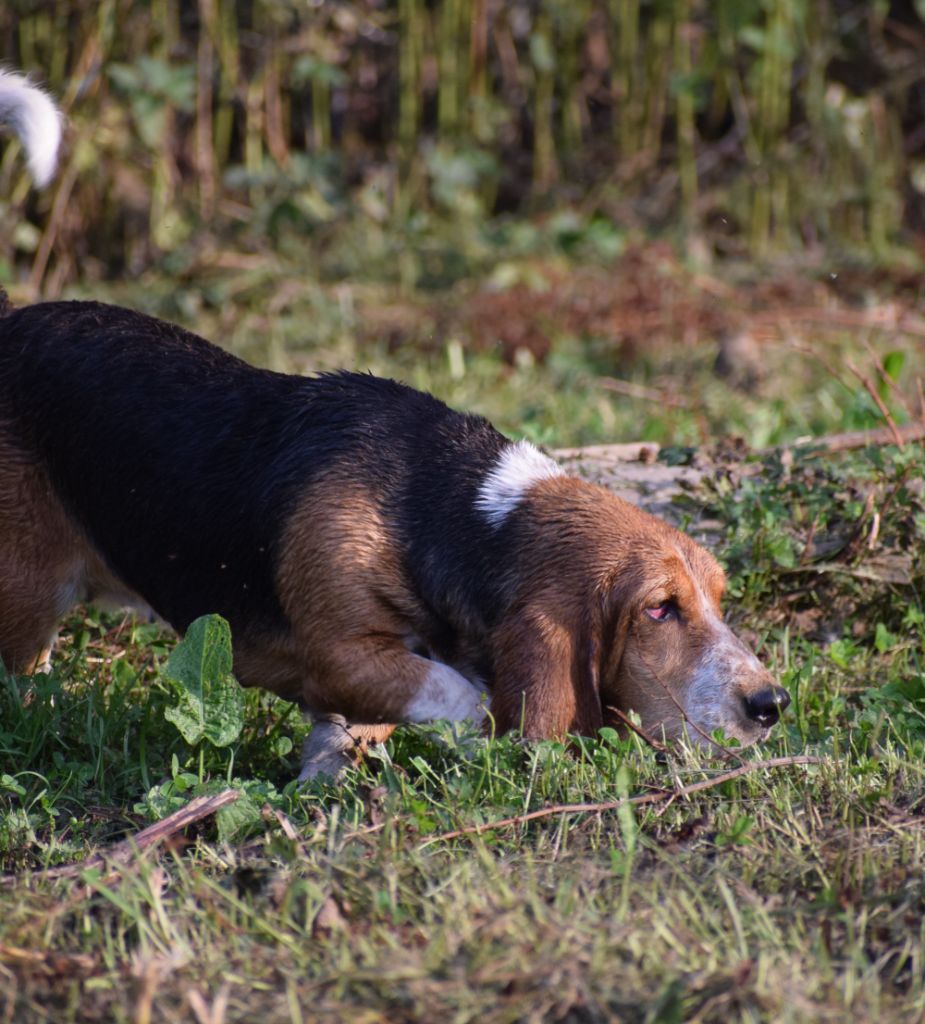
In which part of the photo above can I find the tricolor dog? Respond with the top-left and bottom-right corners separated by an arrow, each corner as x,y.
0,71 -> 789,779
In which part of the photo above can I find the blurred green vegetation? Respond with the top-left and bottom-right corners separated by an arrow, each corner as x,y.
3,0 -> 925,289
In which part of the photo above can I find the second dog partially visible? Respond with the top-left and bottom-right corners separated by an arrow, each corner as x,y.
0,72 -> 789,780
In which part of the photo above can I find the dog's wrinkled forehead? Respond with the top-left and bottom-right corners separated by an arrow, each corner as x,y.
619,534 -> 726,609
677,541 -> 726,605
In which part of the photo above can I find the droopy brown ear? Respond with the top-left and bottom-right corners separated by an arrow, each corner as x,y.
490,599 -> 603,739
597,569 -> 645,724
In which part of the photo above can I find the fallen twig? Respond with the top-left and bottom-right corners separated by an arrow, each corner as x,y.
421,755 -> 823,845
600,377 -> 691,409
845,360 -> 905,449
606,706 -> 668,753
763,421 -> 925,458
557,422 -> 925,470
2,789 -> 240,885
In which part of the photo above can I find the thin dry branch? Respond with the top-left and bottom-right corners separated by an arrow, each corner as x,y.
422,755 -> 823,844
606,706 -> 668,753
845,360 -> 905,448
2,789 -> 240,886
861,339 -> 915,421
600,377 -> 691,409
757,305 -> 925,339
763,421 -> 925,458
784,339 -> 917,453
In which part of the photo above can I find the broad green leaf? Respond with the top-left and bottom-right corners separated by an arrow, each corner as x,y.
163,615 -> 244,748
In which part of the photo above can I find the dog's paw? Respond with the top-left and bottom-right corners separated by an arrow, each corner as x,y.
297,715 -> 357,783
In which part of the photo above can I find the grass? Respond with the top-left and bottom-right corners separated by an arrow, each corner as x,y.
2,246 -> 925,1021
53,229 -> 925,453
3,404 -> 925,1020
4,708 -> 925,1021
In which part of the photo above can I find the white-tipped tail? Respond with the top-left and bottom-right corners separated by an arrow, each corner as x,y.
0,69 -> 62,186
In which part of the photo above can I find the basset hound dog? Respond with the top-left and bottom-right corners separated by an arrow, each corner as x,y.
0,70 -> 788,779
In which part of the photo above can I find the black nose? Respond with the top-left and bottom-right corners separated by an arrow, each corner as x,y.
743,686 -> 791,728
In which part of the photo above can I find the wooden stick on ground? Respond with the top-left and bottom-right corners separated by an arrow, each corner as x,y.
764,421 -> 925,458
558,422 -> 925,469
2,789 -> 240,885
421,755 -> 823,845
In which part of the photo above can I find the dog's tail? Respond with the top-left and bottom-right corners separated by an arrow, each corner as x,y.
0,69 -> 61,187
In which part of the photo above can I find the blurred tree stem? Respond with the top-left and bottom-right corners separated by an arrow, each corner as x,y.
674,4 -> 698,233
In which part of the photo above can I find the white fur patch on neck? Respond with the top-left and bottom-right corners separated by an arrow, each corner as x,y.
0,70 -> 62,186
476,440 -> 564,526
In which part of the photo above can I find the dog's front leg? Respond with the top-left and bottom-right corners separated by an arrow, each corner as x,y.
297,643 -> 486,782
298,719 -> 396,782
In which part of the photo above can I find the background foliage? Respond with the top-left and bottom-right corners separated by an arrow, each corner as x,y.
3,0 -> 925,292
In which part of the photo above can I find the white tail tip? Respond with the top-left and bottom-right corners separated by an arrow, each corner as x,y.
0,69 -> 62,187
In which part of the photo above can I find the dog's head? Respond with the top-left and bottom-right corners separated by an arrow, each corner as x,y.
492,477 -> 788,746
597,527 -> 788,746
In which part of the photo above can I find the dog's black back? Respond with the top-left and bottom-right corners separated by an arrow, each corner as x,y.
0,301 -> 511,641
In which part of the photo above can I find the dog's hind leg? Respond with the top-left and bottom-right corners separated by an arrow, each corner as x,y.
0,557 -> 70,674
0,443 -> 82,673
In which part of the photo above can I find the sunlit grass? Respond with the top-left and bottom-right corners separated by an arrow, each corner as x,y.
2,423 -> 923,1022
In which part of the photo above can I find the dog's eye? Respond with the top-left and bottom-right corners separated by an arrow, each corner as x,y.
644,601 -> 676,622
